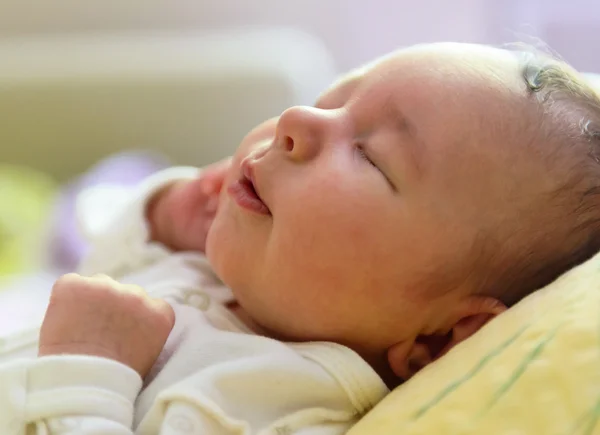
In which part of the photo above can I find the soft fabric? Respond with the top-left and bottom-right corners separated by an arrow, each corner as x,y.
348,251 -> 600,435
0,167 -> 388,435
49,150 -> 169,271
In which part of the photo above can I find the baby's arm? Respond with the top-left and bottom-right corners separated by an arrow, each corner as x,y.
0,356 -> 141,434
0,355 -> 356,435
0,273 -> 369,435
0,273 -> 171,435
77,159 -> 230,278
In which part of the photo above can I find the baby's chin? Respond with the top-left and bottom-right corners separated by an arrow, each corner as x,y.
204,209 -> 241,289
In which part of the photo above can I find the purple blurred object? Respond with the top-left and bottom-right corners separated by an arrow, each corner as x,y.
49,151 -> 170,271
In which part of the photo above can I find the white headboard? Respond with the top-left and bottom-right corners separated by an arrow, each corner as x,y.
0,28 -> 337,181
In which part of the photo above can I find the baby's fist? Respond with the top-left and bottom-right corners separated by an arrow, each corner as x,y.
39,274 -> 175,378
148,158 -> 232,253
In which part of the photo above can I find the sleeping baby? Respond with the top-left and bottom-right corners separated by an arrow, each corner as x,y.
2,42 -> 600,434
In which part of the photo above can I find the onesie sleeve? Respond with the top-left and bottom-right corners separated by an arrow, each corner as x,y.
76,166 -> 200,278
0,320 -> 386,434
0,355 -> 142,435
0,351 -> 362,435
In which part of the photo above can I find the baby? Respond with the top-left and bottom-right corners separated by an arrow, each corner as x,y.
2,42 -> 600,435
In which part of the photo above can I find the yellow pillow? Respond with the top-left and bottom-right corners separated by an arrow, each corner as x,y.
349,252 -> 600,435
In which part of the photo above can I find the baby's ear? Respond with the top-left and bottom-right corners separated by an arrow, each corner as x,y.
387,296 -> 506,381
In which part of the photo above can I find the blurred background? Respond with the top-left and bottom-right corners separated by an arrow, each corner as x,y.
0,0 -> 599,333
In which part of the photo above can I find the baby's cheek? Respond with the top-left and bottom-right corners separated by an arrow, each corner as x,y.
237,118 -> 278,154
205,204 -> 237,271
204,218 -> 221,269
300,185 -> 380,233
281,193 -> 375,261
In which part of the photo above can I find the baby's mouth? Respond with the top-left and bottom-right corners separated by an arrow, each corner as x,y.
243,174 -> 271,214
227,159 -> 271,215
242,175 -> 264,204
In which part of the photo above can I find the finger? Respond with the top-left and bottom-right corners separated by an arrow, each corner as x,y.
55,272 -> 82,284
198,175 -> 220,195
198,177 -> 216,196
91,273 -> 113,281
122,283 -> 149,298
151,298 -> 176,330
201,160 -> 228,180
210,158 -> 232,191
211,173 -> 227,193
198,177 -> 223,197
51,273 -> 82,296
199,157 -> 232,193
204,157 -> 232,174
89,273 -> 124,288
205,195 -> 219,214
88,275 -> 142,297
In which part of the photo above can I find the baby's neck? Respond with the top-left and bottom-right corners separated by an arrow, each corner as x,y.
227,301 -> 399,388
226,301 -> 269,335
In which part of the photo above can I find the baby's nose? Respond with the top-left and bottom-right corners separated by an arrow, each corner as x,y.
275,106 -> 341,161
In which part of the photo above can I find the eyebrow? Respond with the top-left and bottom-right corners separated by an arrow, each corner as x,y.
382,96 -> 425,177
315,75 -> 362,108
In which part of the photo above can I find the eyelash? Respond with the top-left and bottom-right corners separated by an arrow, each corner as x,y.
356,145 -> 377,168
356,144 -> 397,191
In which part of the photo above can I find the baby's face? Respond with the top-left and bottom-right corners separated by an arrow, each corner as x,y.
207,43 -> 538,356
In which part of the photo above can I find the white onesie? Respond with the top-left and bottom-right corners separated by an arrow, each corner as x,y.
0,167 -> 389,435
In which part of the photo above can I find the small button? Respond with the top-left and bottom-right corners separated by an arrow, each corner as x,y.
184,291 -> 211,311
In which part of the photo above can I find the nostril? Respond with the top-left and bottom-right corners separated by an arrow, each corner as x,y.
283,136 -> 294,152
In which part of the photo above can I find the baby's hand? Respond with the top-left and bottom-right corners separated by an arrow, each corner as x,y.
39,274 -> 174,379
148,158 -> 231,253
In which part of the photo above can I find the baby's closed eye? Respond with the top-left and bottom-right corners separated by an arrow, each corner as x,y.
356,143 -> 397,191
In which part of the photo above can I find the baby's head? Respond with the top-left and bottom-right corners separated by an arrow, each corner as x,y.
206,42 -> 600,384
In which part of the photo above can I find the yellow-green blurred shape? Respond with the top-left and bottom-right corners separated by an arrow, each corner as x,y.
0,165 -> 57,276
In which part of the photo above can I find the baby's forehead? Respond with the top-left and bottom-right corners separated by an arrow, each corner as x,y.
319,44 -> 539,181
321,43 -> 525,103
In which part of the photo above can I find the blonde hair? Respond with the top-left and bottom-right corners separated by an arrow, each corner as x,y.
482,45 -> 600,306
521,49 -> 600,153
